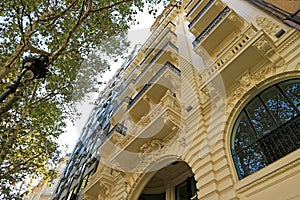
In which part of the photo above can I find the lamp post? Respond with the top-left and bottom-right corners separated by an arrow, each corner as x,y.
0,55 -> 49,103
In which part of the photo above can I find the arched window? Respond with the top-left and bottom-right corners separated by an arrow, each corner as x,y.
231,79 -> 300,179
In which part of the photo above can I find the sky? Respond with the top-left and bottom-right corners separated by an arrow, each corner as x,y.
58,6 -> 164,154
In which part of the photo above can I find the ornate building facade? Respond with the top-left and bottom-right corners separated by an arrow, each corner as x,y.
52,0 -> 300,199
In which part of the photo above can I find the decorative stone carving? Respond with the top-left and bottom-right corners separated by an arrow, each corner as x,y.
254,37 -> 285,68
139,139 -> 164,153
239,73 -> 252,88
254,39 -> 273,55
253,66 -> 270,82
178,137 -> 186,147
255,16 -> 280,36
227,87 -> 245,108
137,114 -> 151,126
99,182 -> 109,198
111,134 -> 122,144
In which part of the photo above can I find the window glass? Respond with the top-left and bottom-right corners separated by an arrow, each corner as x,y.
279,79 -> 300,111
176,181 -> 188,200
232,112 -> 257,154
175,176 -> 197,200
231,79 -> 300,179
233,142 -> 267,179
139,193 -> 165,200
245,97 -> 276,137
260,86 -> 297,125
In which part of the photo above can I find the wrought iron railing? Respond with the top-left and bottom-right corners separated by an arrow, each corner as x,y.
127,62 -> 181,110
141,41 -> 178,66
107,123 -> 127,137
259,115 -> 300,163
233,114 -> 300,179
144,29 -> 177,55
192,7 -> 230,47
144,21 -> 176,53
186,0 -> 203,18
188,0 -> 215,28
116,41 -> 178,101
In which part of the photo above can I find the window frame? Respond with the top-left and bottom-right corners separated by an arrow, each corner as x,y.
231,79 -> 300,179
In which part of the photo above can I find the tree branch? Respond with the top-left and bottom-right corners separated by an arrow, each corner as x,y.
3,151 -> 45,176
38,0 -> 79,22
51,0 -> 90,61
27,43 -> 50,56
90,0 -> 134,13
29,91 -> 60,107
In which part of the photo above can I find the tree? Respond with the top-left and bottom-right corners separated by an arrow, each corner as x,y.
0,0 -> 168,198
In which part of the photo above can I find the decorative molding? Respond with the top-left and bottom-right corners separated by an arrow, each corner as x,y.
252,65 -> 270,83
254,38 -> 273,55
254,37 -> 285,68
239,73 -> 253,88
278,31 -> 299,52
139,139 -> 165,153
237,158 -> 300,194
255,16 -> 280,36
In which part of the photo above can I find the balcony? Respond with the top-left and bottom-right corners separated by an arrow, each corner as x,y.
144,21 -> 176,51
110,96 -> 131,125
193,8 -> 247,58
114,41 -> 178,106
188,0 -> 227,36
186,0 -> 209,21
135,42 -> 178,90
99,123 -> 127,158
143,29 -> 177,59
199,27 -> 285,93
117,79 -> 135,103
127,62 -> 181,123
99,90 -> 182,169
119,27 -> 177,97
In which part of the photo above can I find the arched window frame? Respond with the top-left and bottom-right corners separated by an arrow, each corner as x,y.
231,79 -> 300,179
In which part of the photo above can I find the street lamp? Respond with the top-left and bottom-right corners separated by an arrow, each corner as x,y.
0,55 -> 49,103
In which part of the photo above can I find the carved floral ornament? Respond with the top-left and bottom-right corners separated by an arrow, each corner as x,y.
253,36 -> 285,67
254,38 -> 274,55
139,139 -> 165,153
255,16 -> 281,36
227,65 -> 270,107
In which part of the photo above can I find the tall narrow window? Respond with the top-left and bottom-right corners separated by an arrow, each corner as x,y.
231,79 -> 300,179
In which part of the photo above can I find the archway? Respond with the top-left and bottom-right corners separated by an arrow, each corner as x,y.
137,161 -> 197,200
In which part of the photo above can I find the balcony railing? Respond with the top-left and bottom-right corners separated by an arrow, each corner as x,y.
111,96 -> 131,117
259,115 -> 300,164
188,0 -> 215,28
127,62 -> 181,110
141,40 -> 178,66
192,6 -> 231,47
144,29 -> 177,55
105,123 -> 127,138
144,21 -> 176,53
186,0 -> 203,18
116,41 -> 178,102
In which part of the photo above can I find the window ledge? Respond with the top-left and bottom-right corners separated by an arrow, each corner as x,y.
235,148 -> 300,195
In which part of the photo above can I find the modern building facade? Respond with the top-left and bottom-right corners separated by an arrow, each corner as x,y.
52,0 -> 300,199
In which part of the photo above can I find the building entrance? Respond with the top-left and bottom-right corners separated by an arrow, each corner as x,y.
138,162 -> 197,200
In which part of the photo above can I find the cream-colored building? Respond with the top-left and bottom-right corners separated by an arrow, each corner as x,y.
25,157 -> 68,200
53,0 -> 300,199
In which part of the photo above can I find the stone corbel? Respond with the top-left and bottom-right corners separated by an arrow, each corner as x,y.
170,52 -> 179,63
143,94 -> 155,107
98,182 -> 110,199
254,37 -> 285,68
